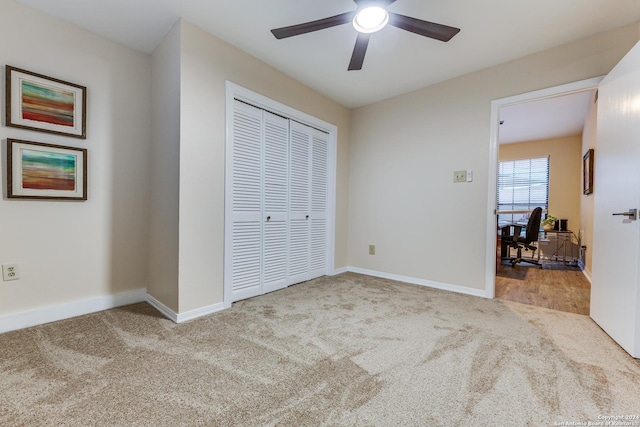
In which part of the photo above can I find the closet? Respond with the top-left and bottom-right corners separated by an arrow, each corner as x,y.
227,99 -> 329,303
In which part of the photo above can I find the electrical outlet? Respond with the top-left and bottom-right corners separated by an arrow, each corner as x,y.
453,170 -> 467,183
2,264 -> 20,281
369,245 -> 375,255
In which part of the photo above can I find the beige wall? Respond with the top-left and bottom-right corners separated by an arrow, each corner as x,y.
148,20 -> 352,313
581,99 -> 598,276
0,0 -> 151,315
148,23 -> 181,311
348,23 -> 639,292
499,136 -> 582,236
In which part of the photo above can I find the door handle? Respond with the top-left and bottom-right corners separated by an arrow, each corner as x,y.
306,215 -> 309,220
266,216 -> 271,222
612,209 -> 637,220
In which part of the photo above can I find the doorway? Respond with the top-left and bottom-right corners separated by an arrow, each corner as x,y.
485,77 -> 603,314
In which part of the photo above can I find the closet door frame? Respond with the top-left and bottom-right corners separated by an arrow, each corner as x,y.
224,81 -> 337,308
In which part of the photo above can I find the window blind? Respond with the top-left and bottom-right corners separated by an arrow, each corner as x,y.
497,156 -> 549,225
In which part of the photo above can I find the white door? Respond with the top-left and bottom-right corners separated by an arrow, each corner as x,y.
287,122 -> 330,284
226,97 -> 331,302
228,101 -> 263,302
310,129 -> 329,279
225,84 -> 336,306
262,112 -> 290,293
288,121 -> 312,284
591,40 -> 640,358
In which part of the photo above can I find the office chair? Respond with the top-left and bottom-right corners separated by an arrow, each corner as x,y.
501,207 -> 543,268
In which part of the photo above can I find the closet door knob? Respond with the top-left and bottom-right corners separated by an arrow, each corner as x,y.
306,215 -> 309,220
266,216 -> 271,222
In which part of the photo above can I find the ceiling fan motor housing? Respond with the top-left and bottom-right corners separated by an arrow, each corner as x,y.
353,0 -> 397,9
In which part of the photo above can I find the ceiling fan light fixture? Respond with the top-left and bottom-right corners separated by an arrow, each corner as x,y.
270,0 -> 461,71
352,7 -> 389,33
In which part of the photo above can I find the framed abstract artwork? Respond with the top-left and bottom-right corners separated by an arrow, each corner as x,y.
7,139 -> 87,200
583,148 -> 594,195
5,65 -> 87,139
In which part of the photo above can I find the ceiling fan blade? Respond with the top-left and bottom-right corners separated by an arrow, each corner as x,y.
387,12 -> 460,42
348,33 -> 370,71
271,12 -> 355,39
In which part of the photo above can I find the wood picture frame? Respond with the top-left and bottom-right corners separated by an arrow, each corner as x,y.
583,148 -> 594,195
5,65 -> 87,139
7,139 -> 87,200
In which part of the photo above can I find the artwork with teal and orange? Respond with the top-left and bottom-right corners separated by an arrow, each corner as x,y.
21,79 -> 75,127
21,149 -> 76,191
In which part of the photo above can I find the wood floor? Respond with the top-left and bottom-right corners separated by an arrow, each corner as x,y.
496,260 -> 591,315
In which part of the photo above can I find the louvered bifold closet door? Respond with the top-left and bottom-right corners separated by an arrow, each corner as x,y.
262,111 -> 289,294
309,128 -> 329,279
230,100 -> 263,302
288,121 -> 312,284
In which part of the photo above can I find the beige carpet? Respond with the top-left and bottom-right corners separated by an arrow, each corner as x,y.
1,272 -> 639,426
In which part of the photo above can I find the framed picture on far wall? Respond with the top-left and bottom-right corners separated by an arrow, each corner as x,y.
5,65 -> 87,139
7,139 -> 87,200
583,148 -> 594,195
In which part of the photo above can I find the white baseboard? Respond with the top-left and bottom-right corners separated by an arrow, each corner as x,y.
582,267 -> 592,283
0,288 -> 147,334
331,266 -> 349,275
146,294 -> 226,323
145,294 -> 178,322
346,267 -> 488,298
176,302 -> 226,323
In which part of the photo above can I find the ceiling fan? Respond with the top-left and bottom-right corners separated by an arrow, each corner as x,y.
270,0 -> 460,71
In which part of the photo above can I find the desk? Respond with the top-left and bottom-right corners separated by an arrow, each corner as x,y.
541,230 -> 578,265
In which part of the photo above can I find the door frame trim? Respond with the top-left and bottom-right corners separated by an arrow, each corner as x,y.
485,77 -> 603,298
224,81 -> 338,308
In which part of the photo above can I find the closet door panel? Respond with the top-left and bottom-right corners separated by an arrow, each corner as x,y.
263,112 -> 289,293
288,122 -> 311,283
230,101 -> 263,301
310,129 -> 329,277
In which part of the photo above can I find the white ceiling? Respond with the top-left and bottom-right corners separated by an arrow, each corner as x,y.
499,90 -> 596,145
13,0 -> 640,110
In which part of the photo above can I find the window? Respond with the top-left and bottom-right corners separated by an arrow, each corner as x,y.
497,156 -> 549,227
